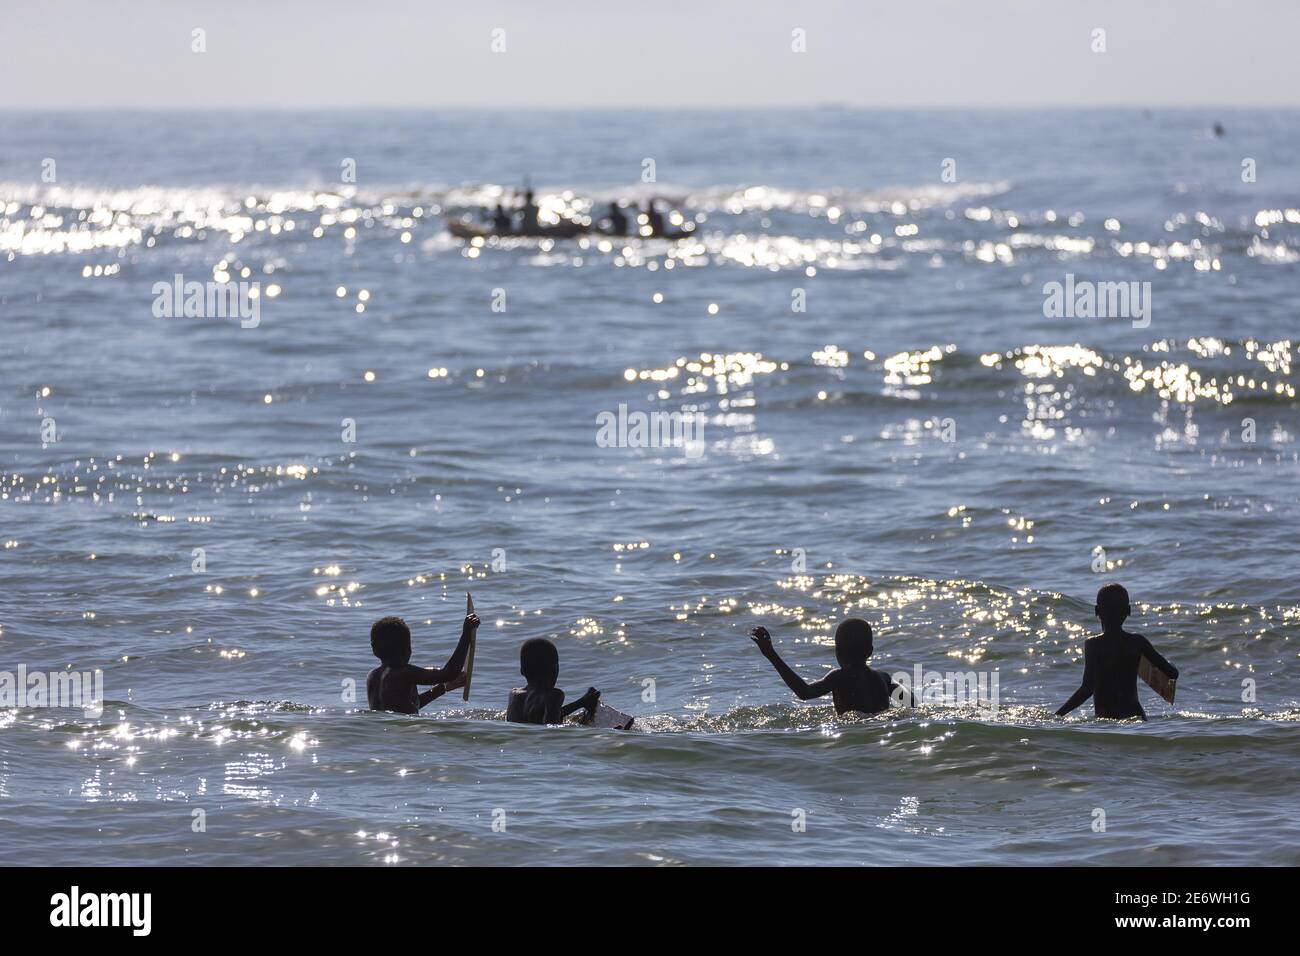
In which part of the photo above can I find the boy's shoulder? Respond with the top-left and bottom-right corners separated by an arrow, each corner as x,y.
864,664 -> 897,686
509,686 -> 557,707
506,686 -> 525,713
1086,631 -> 1146,650
1089,629 -> 1146,641
1123,629 -> 1150,651
843,664 -> 889,680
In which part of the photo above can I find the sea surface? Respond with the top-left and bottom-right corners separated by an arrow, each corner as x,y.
1,109 -> 1298,866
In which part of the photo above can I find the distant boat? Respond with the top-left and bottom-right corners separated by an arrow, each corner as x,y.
446,217 -> 696,242
448,218 -> 590,240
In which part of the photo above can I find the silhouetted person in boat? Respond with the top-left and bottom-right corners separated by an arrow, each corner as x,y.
506,637 -> 600,724
1056,583 -> 1179,720
606,201 -> 628,237
519,188 -> 540,233
748,619 -> 914,715
366,612 -> 478,714
1213,121 -> 1225,137
644,198 -> 665,237
492,202 -> 512,233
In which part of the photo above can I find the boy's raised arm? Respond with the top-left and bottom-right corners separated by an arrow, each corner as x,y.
1056,642 -> 1097,716
405,613 -> 480,685
749,626 -> 833,701
441,612 -> 479,679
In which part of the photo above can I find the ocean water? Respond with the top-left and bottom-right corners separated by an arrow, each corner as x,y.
1,109 -> 1298,866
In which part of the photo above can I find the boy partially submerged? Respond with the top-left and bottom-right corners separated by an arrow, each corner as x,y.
366,611 -> 478,714
748,618 -> 915,715
1056,583 -> 1178,720
505,638 -> 600,725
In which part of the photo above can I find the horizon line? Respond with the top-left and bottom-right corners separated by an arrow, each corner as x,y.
2,103 -> 1296,113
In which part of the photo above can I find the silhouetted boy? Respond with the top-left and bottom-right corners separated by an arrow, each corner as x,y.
1056,583 -> 1178,720
505,638 -> 600,724
606,201 -> 628,236
644,198 -> 665,237
519,188 -> 539,232
367,611 -> 479,714
748,618 -> 914,715
491,202 -> 512,233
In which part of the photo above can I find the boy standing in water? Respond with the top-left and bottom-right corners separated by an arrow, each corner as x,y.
1056,583 -> 1179,720
506,638 -> 601,724
366,611 -> 479,714
748,618 -> 914,715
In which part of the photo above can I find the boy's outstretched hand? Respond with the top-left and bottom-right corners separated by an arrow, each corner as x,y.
444,672 -> 467,692
748,626 -> 773,653
579,687 -> 601,710
463,613 -> 480,634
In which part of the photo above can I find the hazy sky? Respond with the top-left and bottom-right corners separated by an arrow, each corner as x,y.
5,0 -> 1298,109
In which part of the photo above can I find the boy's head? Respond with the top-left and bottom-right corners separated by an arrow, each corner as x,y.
520,638 -> 560,688
1095,583 -> 1131,629
834,618 -> 873,668
370,616 -> 412,666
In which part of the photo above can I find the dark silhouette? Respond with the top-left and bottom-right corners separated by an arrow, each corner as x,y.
644,198 -> 665,237
366,612 -> 478,714
748,618 -> 914,715
519,187 -> 540,232
505,637 -> 600,724
606,201 -> 628,237
1056,583 -> 1179,720
1213,121 -> 1225,137
492,202 -> 512,233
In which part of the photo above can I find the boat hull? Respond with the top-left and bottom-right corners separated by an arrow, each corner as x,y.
447,219 -> 589,240
447,218 -> 696,242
